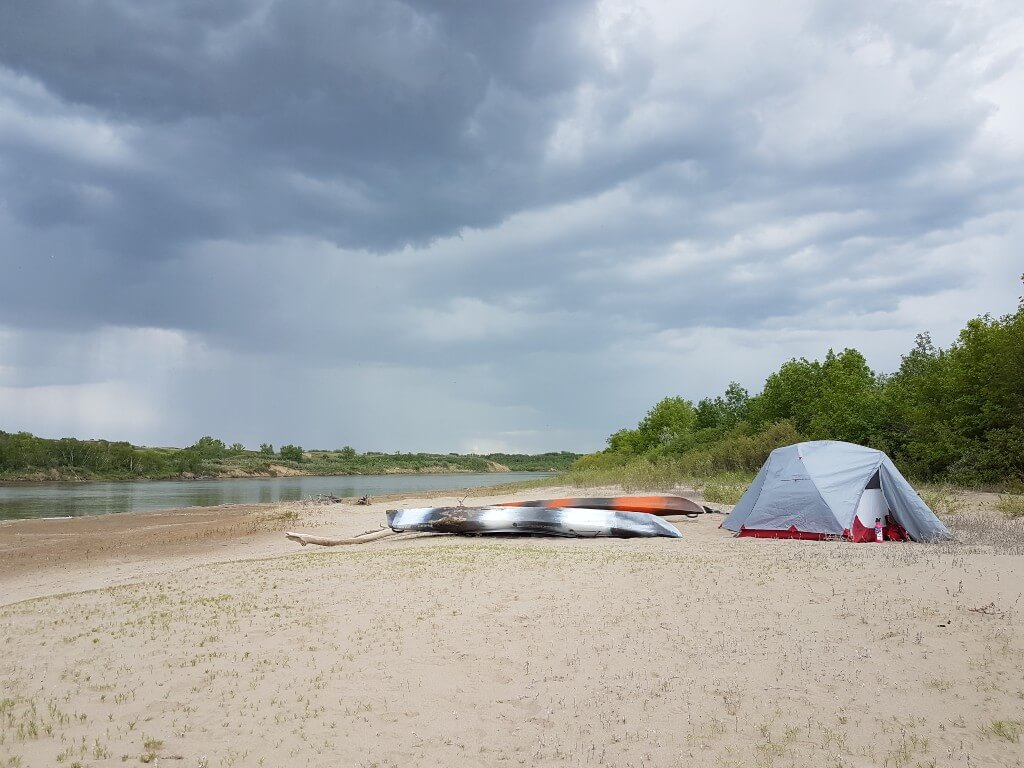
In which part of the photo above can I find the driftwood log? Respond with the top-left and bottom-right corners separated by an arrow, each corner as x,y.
285,528 -> 400,547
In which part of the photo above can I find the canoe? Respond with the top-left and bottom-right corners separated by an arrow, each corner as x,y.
386,506 -> 682,538
496,495 -> 710,517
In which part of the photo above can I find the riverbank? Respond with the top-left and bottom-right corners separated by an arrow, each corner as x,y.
0,462 -> 523,483
2,487 -> 1022,767
0,432 -> 580,482
0,464 -> 516,483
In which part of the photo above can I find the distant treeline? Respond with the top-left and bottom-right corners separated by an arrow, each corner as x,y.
578,281 -> 1024,487
302,449 -> 578,474
0,435 -> 184,480
0,431 -> 579,482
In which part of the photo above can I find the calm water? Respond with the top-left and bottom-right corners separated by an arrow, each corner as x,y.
0,472 -> 553,521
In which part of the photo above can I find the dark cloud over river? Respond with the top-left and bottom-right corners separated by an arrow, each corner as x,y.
1,0 -> 1022,452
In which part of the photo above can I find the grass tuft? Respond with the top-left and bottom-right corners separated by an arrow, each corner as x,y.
560,460 -> 755,500
918,484 -> 969,517
995,494 -> 1024,518
945,513 -> 1024,554
983,719 -> 1022,743
701,481 -> 747,505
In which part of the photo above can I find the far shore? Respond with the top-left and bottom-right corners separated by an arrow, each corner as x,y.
0,464 -> 548,484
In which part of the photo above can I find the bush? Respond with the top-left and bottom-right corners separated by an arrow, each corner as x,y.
190,436 -> 227,459
279,444 -> 304,463
678,421 -> 802,475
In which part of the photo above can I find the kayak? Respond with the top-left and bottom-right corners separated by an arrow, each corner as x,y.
386,506 -> 682,538
496,495 -> 710,517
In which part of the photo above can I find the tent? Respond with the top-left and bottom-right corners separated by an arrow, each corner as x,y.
722,441 -> 951,542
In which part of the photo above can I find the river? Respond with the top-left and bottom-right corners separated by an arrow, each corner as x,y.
0,472 -> 554,521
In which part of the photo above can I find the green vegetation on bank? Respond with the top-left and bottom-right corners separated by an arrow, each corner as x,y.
0,431 -> 579,482
566,279 -> 1024,494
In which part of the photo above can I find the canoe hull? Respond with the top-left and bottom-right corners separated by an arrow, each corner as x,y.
386,506 -> 682,538
497,495 -> 709,517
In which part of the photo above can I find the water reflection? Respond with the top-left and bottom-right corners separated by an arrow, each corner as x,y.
0,472 -> 553,520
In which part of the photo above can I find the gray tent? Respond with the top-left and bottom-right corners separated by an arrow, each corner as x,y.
722,441 -> 951,542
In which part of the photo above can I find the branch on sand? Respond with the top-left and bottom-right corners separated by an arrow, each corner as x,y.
285,528 -> 401,547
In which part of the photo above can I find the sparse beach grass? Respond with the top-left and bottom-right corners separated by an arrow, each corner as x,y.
559,461 -> 756,498
996,493 -> 1024,518
984,719 -> 1023,744
918,483 -> 971,517
699,477 -> 749,505
2,485 -> 1022,767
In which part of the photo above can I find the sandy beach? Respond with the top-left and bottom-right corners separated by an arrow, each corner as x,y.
2,486 -> 1022,767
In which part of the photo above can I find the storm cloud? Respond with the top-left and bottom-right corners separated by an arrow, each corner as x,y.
1,0 -> 1022,452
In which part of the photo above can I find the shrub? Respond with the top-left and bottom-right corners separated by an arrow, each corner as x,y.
279,444 -> 304,463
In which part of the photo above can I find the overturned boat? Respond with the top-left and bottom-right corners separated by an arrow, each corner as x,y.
386,506 -> 682,538
497,494 -> 713,517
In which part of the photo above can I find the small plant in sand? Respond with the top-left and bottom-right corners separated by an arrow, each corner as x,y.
983,719 -> 1022,743
918,485 -> 968,518
139,735 -> 163,762
702,481 -> 746,505
92,738 -> 111,759
995,494 -> 1024,518
944,512 -> 1024,554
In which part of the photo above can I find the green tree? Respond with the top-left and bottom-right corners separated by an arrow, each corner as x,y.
259,443 -> 274,456
695,382 -> 750,431
176,448 -> 203,475
808,349 -> 881,445
634,396 -> 698,455
607,428 -> 645,455
190,436 -> 227,458
750,357 -> 823,433
881,333 -> 956,476
279,444 -> 304,463
937,304 -> 1024,482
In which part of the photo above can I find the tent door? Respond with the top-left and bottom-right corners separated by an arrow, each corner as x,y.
855,471 -> 889,534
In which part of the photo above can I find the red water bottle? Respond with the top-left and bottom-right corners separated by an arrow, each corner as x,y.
874,517 -> 884,542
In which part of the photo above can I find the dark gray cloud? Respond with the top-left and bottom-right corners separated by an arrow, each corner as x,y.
0,0 -> 607,254
1,0 -> 1022,451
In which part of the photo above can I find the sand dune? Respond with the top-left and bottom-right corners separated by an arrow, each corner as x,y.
1,487 -> 1022,767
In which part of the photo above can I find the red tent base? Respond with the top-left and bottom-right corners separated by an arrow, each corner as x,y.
739,516 -> 908,542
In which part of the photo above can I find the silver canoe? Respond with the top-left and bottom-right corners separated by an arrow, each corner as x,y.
385,506 -> 682,538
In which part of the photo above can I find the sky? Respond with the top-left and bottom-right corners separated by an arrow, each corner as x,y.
1,0 -> 1022,454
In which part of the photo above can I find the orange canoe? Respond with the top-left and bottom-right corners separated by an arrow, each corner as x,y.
496,495 -> 710,517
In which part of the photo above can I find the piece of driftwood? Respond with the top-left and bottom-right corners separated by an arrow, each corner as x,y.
285,528 -> 400,547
